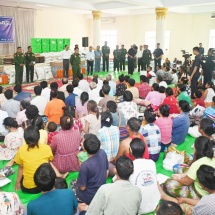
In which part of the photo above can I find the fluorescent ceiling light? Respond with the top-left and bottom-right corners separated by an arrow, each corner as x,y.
36,4 -> 50,7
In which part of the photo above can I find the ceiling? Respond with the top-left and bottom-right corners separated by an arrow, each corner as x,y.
1,0 -> 215,17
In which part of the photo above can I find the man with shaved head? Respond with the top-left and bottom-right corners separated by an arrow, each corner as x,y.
58,78 -> 69,98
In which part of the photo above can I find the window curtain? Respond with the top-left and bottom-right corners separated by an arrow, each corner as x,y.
0,6 -> 35,55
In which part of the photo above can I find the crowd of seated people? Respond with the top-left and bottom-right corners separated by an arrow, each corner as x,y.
0,57 -> 214,215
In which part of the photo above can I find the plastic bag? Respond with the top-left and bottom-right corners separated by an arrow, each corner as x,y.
163,152 -> 184,171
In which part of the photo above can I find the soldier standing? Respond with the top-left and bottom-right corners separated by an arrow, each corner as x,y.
70,47 -> 81,80
153,43 -> 164,72
113,45 -> 120,72
102,41 -> 110,72
119,45 -> 127,71
14,47 -> 25,84
25,46 -> 35,83
142,45 -> 152,70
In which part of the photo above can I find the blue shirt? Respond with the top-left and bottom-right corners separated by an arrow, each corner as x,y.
27,189 -> 78,215
14,92 -> 31,101
76,149 -> 108,204
172,112 -> 190,145
94,50 -> 101,59
65,93 -> 77,107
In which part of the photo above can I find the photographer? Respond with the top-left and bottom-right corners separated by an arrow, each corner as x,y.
190,47 -> 201,99
202,48 -> 215,89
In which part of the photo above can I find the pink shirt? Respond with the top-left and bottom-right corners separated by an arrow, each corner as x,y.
145,91 -> 163,106
154,116 -> 173,144
16,109 -> 27,125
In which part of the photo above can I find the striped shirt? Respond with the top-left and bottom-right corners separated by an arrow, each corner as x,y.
97,125 -> 120,161
192,194 -> 215,215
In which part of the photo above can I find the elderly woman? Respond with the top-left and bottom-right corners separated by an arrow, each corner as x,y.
50,114 -> 81,172
118,91 -> 138,122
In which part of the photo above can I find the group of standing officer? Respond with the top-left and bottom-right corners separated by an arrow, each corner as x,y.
14,46 -> 35,84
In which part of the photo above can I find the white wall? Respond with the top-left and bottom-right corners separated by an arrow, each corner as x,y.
34,9 -> 215,61
35,8 -> 90,49
100,12 -> 215,60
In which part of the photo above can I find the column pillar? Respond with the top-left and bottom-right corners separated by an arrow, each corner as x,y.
155,8 -> 168,50
92,10 -> 102,48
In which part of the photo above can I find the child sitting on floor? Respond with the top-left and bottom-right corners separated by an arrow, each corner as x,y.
47,122 -> 58,144
158,86 -> 166,103
55,177 -> 68,189
193,90 -> 205,107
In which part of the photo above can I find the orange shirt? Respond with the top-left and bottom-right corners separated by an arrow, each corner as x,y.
44,98 -> 65,124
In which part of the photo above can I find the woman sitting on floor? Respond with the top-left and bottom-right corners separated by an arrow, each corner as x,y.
177,84 -> 192,106
16,100 -> 30,126
50,114 -> 81,172
118,91 -> 138,122
144,83 -> 164,111
75,92 -> 89,119
178,165 -> 215,215
163,136 -> 215,200
0,117 -> 23,161
172,100 -> 190,145
98,112 -> 119,162
154,105 -> 173,152
14,126 -> 64,194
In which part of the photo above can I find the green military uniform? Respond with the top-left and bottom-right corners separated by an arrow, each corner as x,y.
142,49 -> 152,70
102,46 -> 110,71
14,52 -> 25,84
113,49 -> 121,72
119,48 -> 127,71
25,52 -> 35,82
70,53 -> 80,80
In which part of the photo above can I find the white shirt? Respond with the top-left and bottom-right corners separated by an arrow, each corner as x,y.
172,73 -> 178,85
73,87 -> 83,97
149,71 -> 156,77
0,93 -> 7,105
109,80 -> 116,95
78,80 -> 89,92
88,88 -> 100,101
205,88 -> 215,102
41,87 -> 51,102
86,51 -> 95,61
137,49 -> 143,58
129,159 -> 160,214
0,110 -> 8,135
98,79 -> 103,87
159,81 -> 168,88
59,84 -> 69,98
62,50 -> 71,60
31,95 -> 48,116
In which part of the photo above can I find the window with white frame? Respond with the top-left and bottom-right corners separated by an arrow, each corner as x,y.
209,29 -> 215,48
145,31 -> 170,54
101,30 -> 117,49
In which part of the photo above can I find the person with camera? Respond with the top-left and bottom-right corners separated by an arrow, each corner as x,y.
190,47 -> 201,99
202,48 -> 215,89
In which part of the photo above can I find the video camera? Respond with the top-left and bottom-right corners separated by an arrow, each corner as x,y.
202,48 -> 215,61
181,50 -> 192,58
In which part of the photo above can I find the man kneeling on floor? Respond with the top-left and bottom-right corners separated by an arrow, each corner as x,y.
27,163 -> 78,215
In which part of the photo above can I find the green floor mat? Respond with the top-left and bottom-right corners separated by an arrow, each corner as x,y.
0,135 -> 195,214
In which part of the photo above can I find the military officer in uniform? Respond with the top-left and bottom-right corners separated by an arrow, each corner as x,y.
70,47 -> 81,80
25,46 -> 35,83
142,45 -> 152,70
113,45 -> 120,72
102,41 -> 110,72
127,45 -> 136,75
14,47 -> 25,84
119,44 -> 127,71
